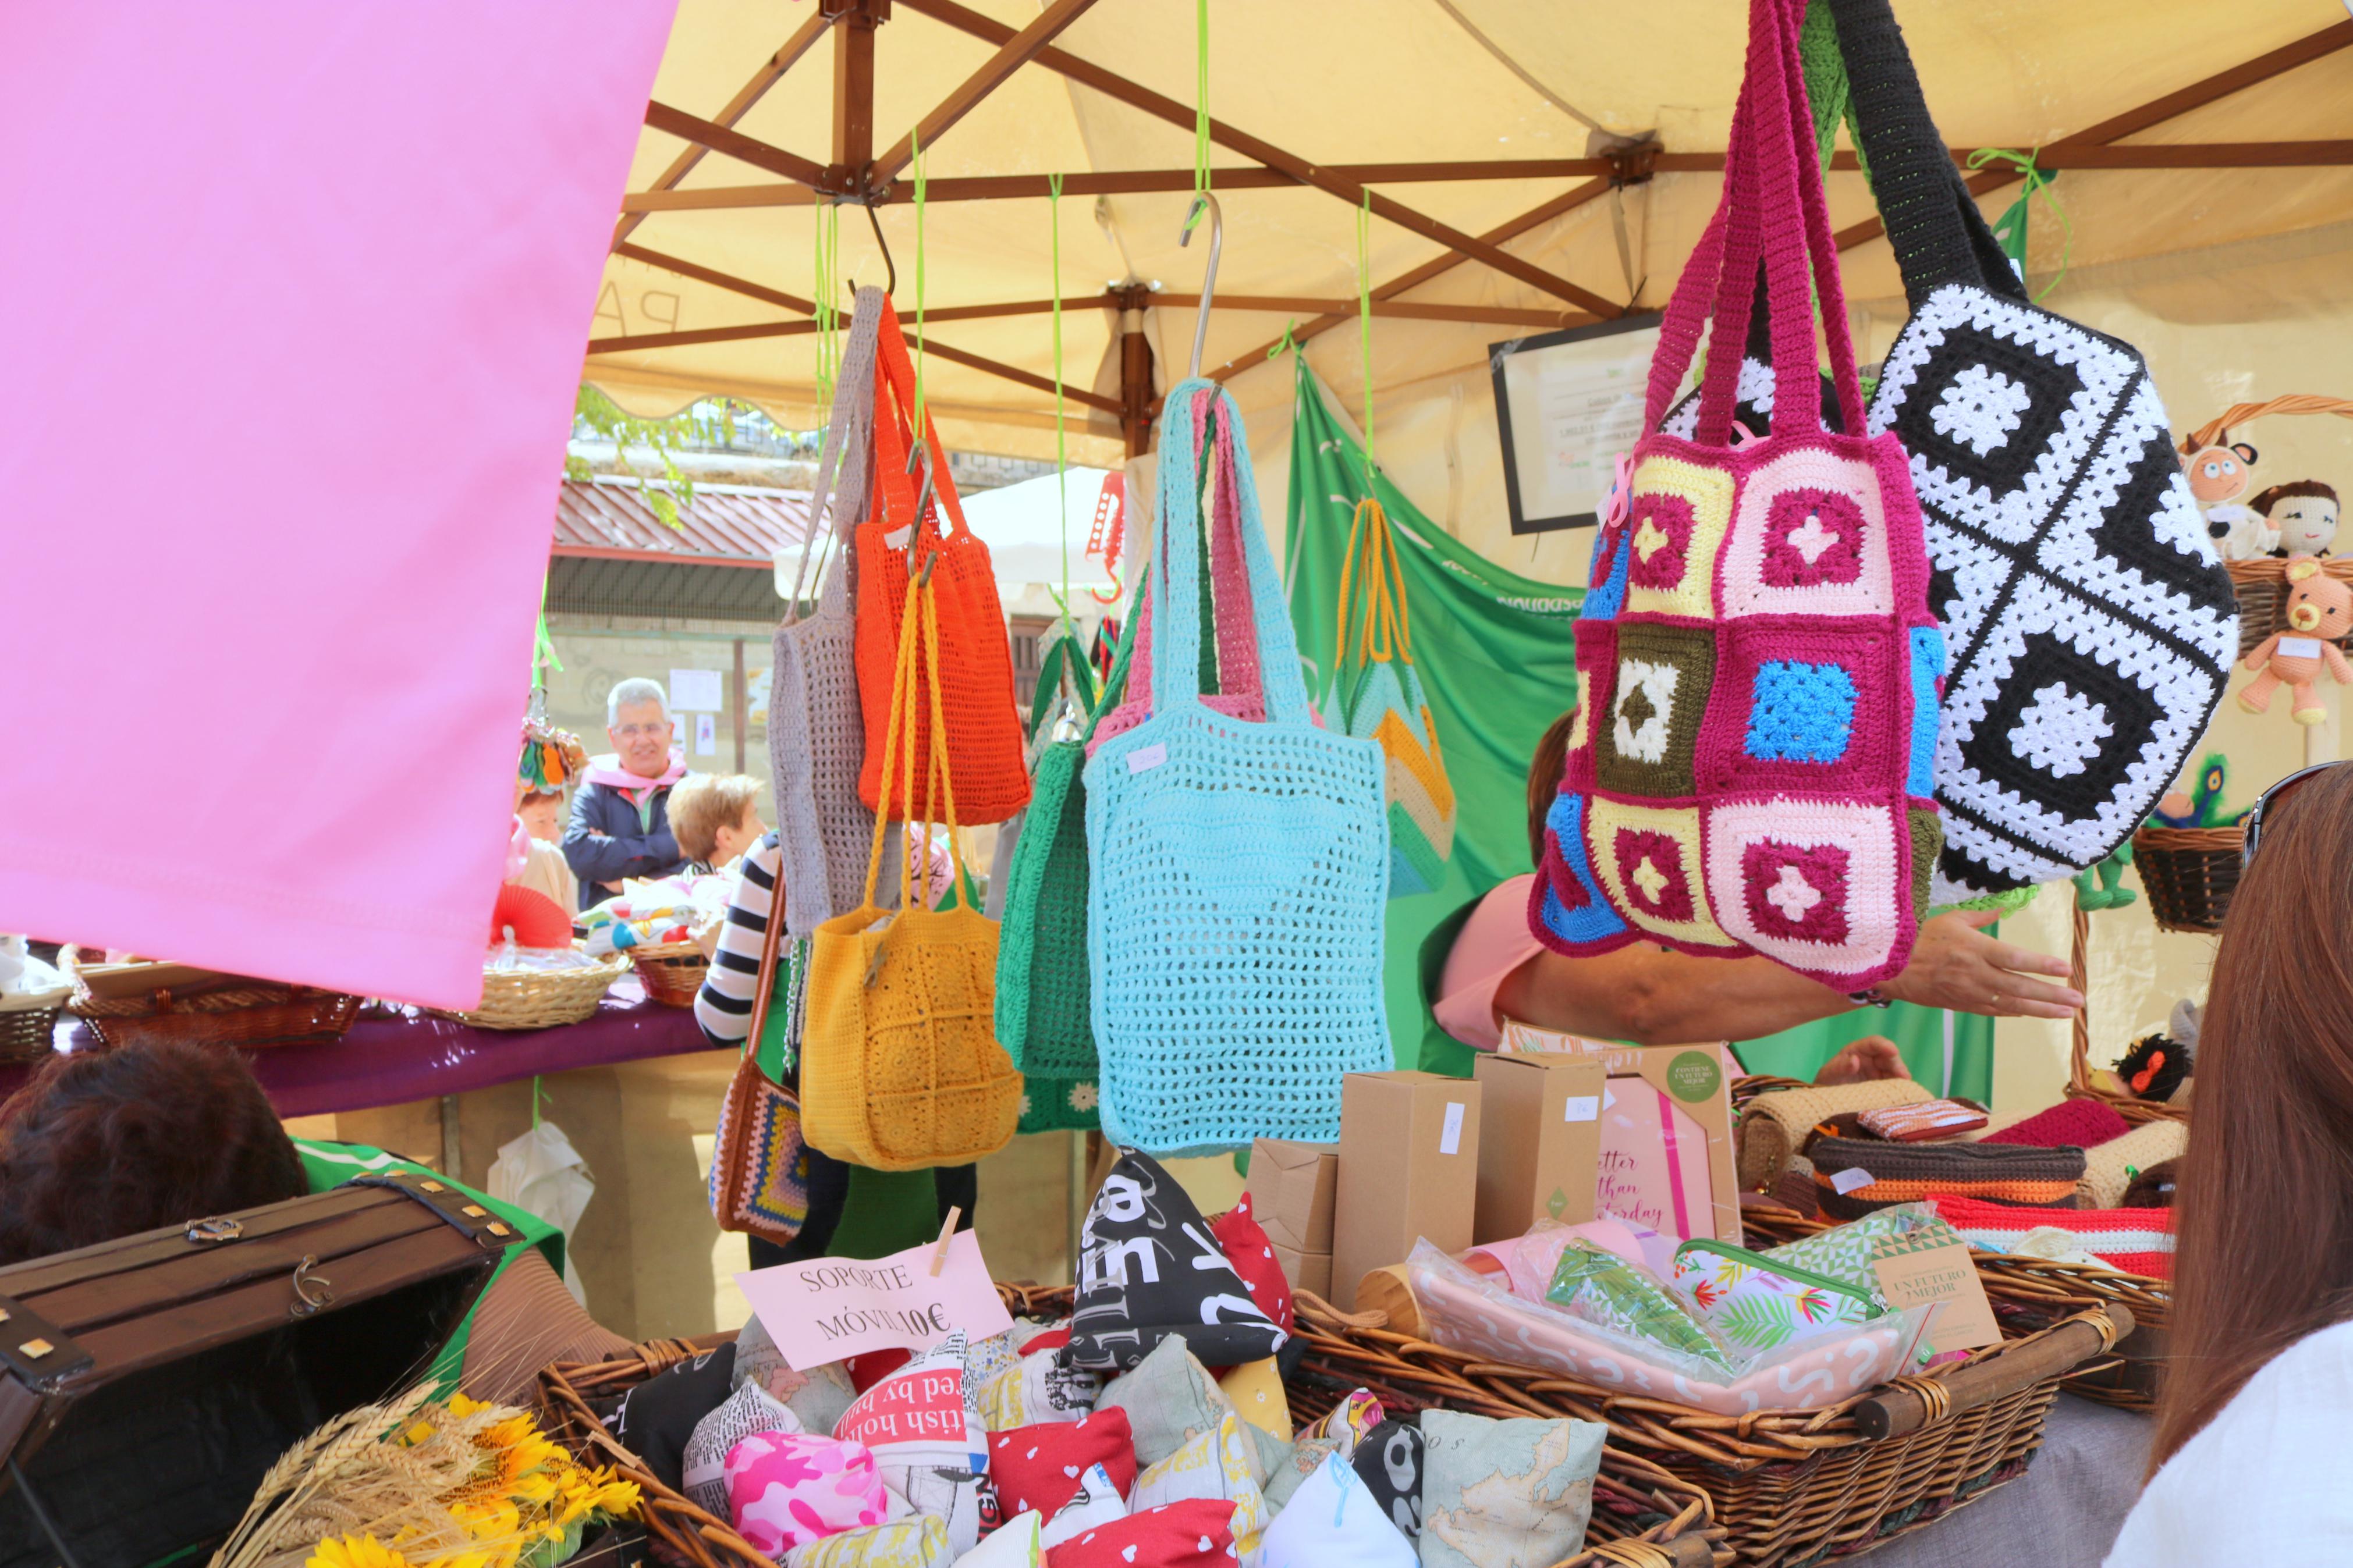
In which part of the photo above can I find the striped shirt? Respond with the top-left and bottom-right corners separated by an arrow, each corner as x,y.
693,833 -> 780,1049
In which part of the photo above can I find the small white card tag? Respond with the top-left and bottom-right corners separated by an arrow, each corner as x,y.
2280,635 -> 2323,658
885,524 -> 915,550
1830,1166 -> 1875,1195
1439,1101 -> 1466,1155
1563,1095 -> 1600,1123
1126,743 -> 1167,774
1601,1085 -> 1617,1111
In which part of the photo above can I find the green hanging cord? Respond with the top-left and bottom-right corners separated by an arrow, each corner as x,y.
1193,0 -> 1211,199
912,129 -> 928,436
1968,147 -> 2070,300
530,1075 -> 545,1131
813,204 -> 840,410
1049,172 -> 1073,645
1266,318 -> 1300,361
1357,190 -> 1375,483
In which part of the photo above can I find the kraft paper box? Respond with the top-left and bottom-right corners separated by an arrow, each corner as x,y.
1244,1137 -> 1340,1254
1268,1241 -> 1333,1302
1472,1053 -> 1607,1244
1333,1071 -> 1482,1310
1496,1025 -> 1738,1244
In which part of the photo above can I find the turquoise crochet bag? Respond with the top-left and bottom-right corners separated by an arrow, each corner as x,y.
1083,382 -> 1391,1155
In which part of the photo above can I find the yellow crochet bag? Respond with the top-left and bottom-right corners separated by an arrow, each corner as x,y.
801,568 -> 1022,1170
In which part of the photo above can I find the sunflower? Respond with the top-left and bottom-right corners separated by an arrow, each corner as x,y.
309,1536 -> 414,1568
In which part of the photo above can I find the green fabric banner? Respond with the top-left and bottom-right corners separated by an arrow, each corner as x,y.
1281,355 -> 1581,1069
1279,355 -> 1992,1102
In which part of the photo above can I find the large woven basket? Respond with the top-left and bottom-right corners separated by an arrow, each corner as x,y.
629,940 -> 709,1009
2130,823 -> 2243,934
0,991 -> 65,1065
436,955 -> 626,1031
62,955 -> 362,1051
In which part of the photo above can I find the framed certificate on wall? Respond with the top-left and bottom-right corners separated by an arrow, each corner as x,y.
1491,313 -> 1663,535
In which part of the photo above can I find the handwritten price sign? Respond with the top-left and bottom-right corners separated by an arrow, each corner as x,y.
736,1230 -> 1014,1370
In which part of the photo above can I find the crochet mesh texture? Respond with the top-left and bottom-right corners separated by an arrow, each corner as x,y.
771,289 -> 884,936
1084,383 -> 1390,1155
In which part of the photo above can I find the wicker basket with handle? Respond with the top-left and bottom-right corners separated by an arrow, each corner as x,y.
2129,823 -> 2244,935
62,952 -> 363,1050
2178,396 -> 2353,653
628,939 -> 709,1009
433,955 -> 627,1031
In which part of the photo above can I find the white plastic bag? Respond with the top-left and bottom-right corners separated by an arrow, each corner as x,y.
486,1120 -> 595,1306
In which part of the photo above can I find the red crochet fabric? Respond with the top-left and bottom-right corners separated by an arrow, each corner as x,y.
1980,1098 -> 2130,1149
1928,1196 -> 2174,1279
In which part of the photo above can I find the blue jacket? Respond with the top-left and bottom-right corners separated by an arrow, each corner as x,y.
562,777 -> 687,908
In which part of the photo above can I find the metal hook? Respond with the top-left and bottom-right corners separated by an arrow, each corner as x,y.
916,550 -> 941,587
903,439 -> 939,529
289,1254 -> 335,1318
1179,191 -> 1225,381
861,197 -> 896,298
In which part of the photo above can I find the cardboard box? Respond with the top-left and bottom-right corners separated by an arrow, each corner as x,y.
1268,1241 -> 1333,1302
1244,1139 -> 1340,1254
1471,1052 -> 1608,1243
1498,1025 -> 1740,1243
1332,1071 -> 1482,1309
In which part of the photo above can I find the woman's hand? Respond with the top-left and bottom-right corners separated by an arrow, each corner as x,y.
1815,1035 -> 1905,1085
1879,909 -> 2081,1019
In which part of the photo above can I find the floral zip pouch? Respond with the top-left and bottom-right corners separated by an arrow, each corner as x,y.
1669,1239 -> 1879,1351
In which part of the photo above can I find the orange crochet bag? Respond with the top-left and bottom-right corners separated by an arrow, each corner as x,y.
854,300 -> 1030,824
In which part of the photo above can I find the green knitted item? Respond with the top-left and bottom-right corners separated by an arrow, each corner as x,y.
1800,0 -> 1868,182
994,579 -> 1148,1134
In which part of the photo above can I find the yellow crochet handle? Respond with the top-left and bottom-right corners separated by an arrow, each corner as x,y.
1332,495 -> 1415,673
856,569 -> 966,914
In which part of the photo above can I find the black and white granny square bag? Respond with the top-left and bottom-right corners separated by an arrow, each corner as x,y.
1831,0 -> 2235,901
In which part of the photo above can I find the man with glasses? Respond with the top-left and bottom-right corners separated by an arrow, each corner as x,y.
562,677 -> 693,908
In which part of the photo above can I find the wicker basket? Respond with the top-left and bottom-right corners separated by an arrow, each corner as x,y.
2223,556 -> 2353,659
2130,823 -> 2243,934
435,955 -> 627,1031
61,954 -> 363,1051
629,940 -> 709,1009
0,1003 -> 61,1064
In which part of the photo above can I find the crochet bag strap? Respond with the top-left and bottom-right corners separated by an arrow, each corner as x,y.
868,297 -> 972,545
1334,495 -> 1417,675
1125,396 -> 1261,716
787,289 -> 886,625
1150,380 -> 1312,726
855,573 -> 967,914
1826,0 -> 2028,310
1078,568 -> 1149,744
743,839 -> 793,1066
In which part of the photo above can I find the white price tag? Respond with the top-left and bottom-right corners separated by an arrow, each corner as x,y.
2280,635 -> 2323,658
1830,1166 -> 1875,1195
1439,1101 -> 1466,1155
1563,1095 -> 1600,1123
1126,743 -> 1167,774
885,525 -> 915,550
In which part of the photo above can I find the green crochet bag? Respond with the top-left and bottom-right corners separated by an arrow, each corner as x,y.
995,592 -> 1142,1133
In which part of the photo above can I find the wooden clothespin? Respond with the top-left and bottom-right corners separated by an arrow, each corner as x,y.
929,1206 -> 962,1277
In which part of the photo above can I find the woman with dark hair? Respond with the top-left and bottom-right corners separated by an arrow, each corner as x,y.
2106,762 -> 2353,1561
0,1041 -> 626,1402
0,1039 -> 306,1265
1429,707 -> 2084,1066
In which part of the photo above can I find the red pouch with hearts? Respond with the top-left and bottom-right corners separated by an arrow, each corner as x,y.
989,1408 -> 1138,1519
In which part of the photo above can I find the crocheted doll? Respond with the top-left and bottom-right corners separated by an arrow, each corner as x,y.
2117,1029 -> 2192,1103
2256,481 -> 2340,560
2238,559 -> 2353,726
2151,752 -> 2246,828
2072,842 -> 2136,912
2183,441 -> 2269,560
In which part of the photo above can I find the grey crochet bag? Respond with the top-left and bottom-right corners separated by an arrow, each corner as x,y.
770,289 -> 884,934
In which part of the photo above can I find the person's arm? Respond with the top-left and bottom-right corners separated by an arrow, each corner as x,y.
1492,909 -> 2081,1046
694,835 -> 780,1049
560,785 -> 682,887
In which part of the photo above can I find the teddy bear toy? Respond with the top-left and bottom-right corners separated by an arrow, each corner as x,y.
2184,440 -> 2269,559
2256,481 -> 2340,559
2238,559 -> 2353,725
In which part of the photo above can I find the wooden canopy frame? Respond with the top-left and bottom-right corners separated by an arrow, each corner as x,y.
590,2 -> 2353,455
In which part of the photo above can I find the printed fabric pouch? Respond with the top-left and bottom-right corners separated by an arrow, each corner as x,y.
1857,1098 -> 1988,1142
800,572 -> 1023,1171
1417,1410 -> 1606,1568
1542,1239 -> 1735,1374
1258,1451 -> 1417,1568
1127,1414 -> 1269,1561
724,1430 -> 890,1557
1825,0 -> 2236,899
771,286 -> 883,935
1669,1238 -> 1878,1352
1758,1201 -> 1962,1307
1531,0 -> 1943,993
1808,1136 -> 2085,1220
1083,383 -> 1390,1154
1324,495 -> 1457,897
995,585 -> 1145,1136
788,1515 -> 952,1568
1065,1149 -> 1288,1374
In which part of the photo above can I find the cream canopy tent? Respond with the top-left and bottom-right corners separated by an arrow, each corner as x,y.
587,1 -> 2353,527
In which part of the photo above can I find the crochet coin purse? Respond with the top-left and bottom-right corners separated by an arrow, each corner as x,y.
1828,0 -> 2235,900
1532,0 -> 1942,993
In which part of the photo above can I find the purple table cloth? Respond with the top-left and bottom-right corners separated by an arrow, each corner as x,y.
0,975 -> 721,1119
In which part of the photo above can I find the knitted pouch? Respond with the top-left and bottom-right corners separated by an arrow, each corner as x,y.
1826,0 -> 2236,899
709,853 -> 811,1245
801,577 -> 1022,1171
854,298 -> 1030,825
1325,497 -> 1456,897
1856,1098 -> 1987,1142
1980,1096 -> 2131,1149
1083,385 -> 1390,1155
771,287 -> 883,936
994,593 -> 1147,1135
1928,1196 -> 2175,1280
2078,1116 -> 2188,1210
1532,0 -> 1943,993
1734,1077 -> 1930,1189
1808,1135 -> 2085,1219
